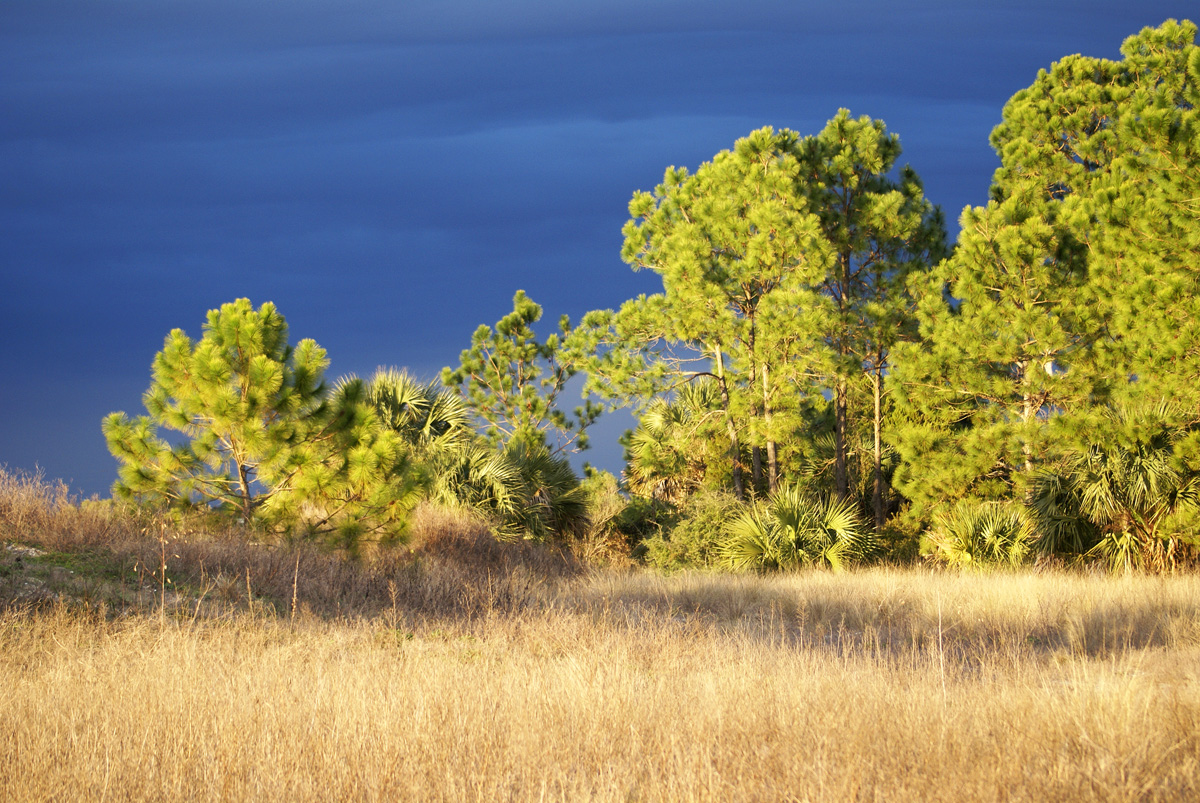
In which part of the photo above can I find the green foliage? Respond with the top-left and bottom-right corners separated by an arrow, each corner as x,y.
985,20 -> 1200,413
720,486 -> 871,573
889,180 -> 1102,522
277,377 -> 426,550
622,378 -> 729,503
442,290 -> 600,454
590,114 -> 944,511
366,368 -> 475,455
795,110 -> 948,515
573,470 -> 629,564
893,20 -> 1200,530
614,126 -> 829,498
423,446 -> 524,521
1030,403 -> 1200,572
1027,470 -> 1101,557
910,18 -> 1200,571
639,490 -> 741,572
364,368 -> 586,542
497,441 -> 588,541
872,513 -> 925,564
104,300 -> 423,547
795,420 -> 899,520
97,21 -> 1199,573
1094,22 -> 1200,410
926,501 -> 1036,568
104,299 -> 324,518
365,368 -> 502,512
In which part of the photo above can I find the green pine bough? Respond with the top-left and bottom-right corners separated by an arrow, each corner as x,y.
103,299 -> 424,548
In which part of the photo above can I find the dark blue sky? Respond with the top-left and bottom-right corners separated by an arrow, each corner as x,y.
2,1 -> 1194,497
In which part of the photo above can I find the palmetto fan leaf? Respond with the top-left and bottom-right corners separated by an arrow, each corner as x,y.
365,368 -> 475,454
362,368 -> 587,541
1089,530 -> 1145,574
365,368 -> 430,433
624,378 -> 723,503
501,442 -> 589,540
721,485 -> 870,572
928,501 -> 1035,567
1030,401 -> 1200,571
723,506 -> 802,571
364,369 -> 526,526
1029,470 -> 1099,555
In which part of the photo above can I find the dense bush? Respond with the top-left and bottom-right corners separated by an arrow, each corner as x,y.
926,501 -> 1036,568
638,491 -> 740,571
721,486 -> 872,572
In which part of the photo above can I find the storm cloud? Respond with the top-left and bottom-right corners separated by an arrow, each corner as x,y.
1,0 -> 1193,494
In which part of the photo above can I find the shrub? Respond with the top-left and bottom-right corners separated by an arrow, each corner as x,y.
720,486 -> 872,573
926,500 -> 1035,568
639,491 -> 739,571
103,299 -> 424,550
1029,403 -> 1200,572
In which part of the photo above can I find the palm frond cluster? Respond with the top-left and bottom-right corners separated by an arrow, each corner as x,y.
623,379 -> 725,503
920,404 -> 1200,572
1028,404 -> 1200,572
721,486 -> 873,573
364,369 -> 587,541
927,502 -> 1035,568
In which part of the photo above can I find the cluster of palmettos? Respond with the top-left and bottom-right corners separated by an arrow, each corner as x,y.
107,20 -> 1200,572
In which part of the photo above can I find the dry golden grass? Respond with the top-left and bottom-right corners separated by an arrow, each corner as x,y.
2,467 -> 1199,801
2,569 -> 1199,802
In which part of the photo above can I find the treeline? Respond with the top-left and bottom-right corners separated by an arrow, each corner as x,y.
106,20 -> 1200,572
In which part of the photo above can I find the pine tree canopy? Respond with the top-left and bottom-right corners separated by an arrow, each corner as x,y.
441,290 -> 600,454
890,19 -> 1200,522
596,116 -> 944,507
104,299 -> 423,546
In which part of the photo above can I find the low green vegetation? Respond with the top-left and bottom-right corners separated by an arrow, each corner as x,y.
102,20 -> 1200,573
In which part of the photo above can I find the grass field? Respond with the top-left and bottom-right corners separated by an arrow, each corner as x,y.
2,468 -> 1199,801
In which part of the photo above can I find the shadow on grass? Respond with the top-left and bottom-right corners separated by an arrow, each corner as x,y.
0,466 -> 579,628
4,467 -> 1199,664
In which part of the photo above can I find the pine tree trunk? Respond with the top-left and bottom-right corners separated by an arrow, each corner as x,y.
1020,359 -> 1034,475
872,370 -> 885,533
237,460 -> 254,523
835,248 -> 851,503
835,378 -> 849,501
714,350 -> 745,501
1019,359 -> 1036,504
748,325 -> 763,493
763,360 -> 778,492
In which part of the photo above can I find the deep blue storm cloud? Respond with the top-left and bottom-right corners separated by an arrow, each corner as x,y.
1,0 -> 1193,494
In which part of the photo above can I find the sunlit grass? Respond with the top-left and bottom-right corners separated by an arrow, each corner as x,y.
2,467 -> 1199,801
4,569 -> 1199,802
